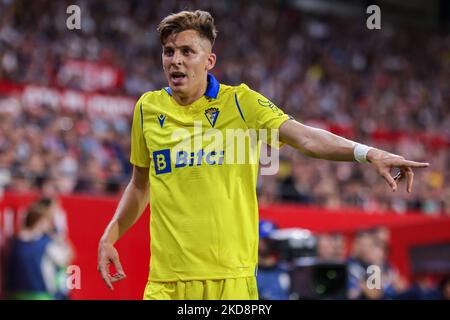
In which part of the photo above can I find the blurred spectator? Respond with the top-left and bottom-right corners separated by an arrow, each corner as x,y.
346,229 -> 408,299
316,233 -> 345,263
396,274 -> 442,300
439,275 -> 450,300
35,197 -> 75,299
346,230 -> 373,299
6,200 -> 73,299
372,226 -> 390,247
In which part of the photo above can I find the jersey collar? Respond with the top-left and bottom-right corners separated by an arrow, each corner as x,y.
164,73 -> 220,99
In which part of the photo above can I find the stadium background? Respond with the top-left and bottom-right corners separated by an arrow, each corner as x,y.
0,0 -> 449,299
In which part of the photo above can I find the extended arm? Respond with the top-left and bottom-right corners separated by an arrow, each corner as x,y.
279,120 -> 429,192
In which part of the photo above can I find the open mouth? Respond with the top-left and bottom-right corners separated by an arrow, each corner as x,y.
170,71 -> 186,81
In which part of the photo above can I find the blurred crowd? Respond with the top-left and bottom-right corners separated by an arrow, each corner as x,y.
257,222 -> 450,300
0,0 -> 449,214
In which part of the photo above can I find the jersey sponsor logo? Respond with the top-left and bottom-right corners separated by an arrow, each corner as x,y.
153,148 -> 224,175
204,107 -> 219,127
158,114 -> 166,128
153,149 -> 172,174
257,99 -> 284,117
152,121 -> 281,176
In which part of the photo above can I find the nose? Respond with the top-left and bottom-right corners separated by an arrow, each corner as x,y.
171,50 -> 183,66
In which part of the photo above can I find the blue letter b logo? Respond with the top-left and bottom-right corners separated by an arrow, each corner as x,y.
153,149 -> 172,174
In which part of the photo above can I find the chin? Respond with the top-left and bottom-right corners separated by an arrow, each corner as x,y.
170,86 -> 189,97
169,84 -> 185,92
170,80 -> 187,89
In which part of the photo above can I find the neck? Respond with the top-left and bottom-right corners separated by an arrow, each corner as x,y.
173,77 -> 208,106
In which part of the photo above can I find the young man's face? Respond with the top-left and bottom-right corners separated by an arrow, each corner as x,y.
162,29 -> 216,100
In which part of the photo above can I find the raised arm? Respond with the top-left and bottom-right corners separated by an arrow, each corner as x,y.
279,119 -> 429,192
97,165 -> 150,290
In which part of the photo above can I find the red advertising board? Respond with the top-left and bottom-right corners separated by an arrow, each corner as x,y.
1,192 -> 450,299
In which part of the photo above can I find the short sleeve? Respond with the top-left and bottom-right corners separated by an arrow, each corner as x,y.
130,96 -> 150,167
235,84 -> 292,147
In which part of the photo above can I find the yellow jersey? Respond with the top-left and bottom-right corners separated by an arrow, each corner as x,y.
130,74 -> 290,281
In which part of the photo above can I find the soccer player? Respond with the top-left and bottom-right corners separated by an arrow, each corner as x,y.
97,10 -> 429,300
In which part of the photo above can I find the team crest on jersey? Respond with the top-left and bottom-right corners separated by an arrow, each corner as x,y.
157,114 -> 166,128
204,108 -> 219,127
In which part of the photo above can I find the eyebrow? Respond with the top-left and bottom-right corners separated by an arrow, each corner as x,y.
163,44 -> 194,50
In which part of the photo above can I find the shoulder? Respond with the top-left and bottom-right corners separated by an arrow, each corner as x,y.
227,83 -> 252,94
219,83 -> 258,101
233,83 -> 266,100
230,83 -> 272,108
138,89 -> 167,104
135,89 -> 169,112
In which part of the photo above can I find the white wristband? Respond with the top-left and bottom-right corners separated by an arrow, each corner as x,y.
353,143 -> 372,163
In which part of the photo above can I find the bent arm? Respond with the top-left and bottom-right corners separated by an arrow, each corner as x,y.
100,165 -> 150,245
279,120 -> 357,161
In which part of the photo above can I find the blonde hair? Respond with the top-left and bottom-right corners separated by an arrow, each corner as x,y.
157,10 -> 218,46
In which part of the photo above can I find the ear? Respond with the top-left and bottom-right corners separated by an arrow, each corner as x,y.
206,53 -> 216,71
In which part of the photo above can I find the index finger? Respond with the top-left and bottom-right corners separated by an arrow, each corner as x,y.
395,159 -> 429,168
